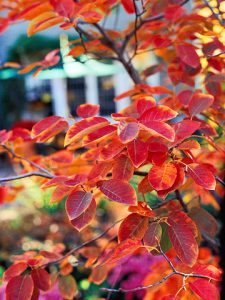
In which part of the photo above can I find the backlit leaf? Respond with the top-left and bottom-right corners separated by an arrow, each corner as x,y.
173,120 -> 200,145
66,190 -> 93,220
121,0 -> 135,14
50,0 -> 75,18
176,43 -> 200,68
188,93 -> 214,116
192,264 -> 222,281
112,155 -> 134,181
118,121 -> 139,144
31,269 -> 51,291
189,279 -> 219,300
4,262 -> 27,282
127,139 -> 148,168
71,198 -> 96,231
141,121 -> 175,142
76,104 -> 100,118
102,239 -> 141,265
6,275 -> 34,300
177,140 -> 200,150
59,275 -> 78,299
148,162 -> 177,191
65,117 -> 109,146
143,223 -> 162,248
168,211 -> 198,266
31,116 -> 68,142
118,213 -> 149,242
97,179 -> 137,205
187,163 -> 216,190
139,105 -> 177,122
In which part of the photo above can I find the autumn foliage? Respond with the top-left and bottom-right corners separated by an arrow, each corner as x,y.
0,0 -> 225,299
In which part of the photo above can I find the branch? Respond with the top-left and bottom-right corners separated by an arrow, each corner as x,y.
101,241 -> 214,293
175,190 -> 188,212
121,0 -> 190,53
42,218 -> 124,267
1,145 -> 53,177
0,172 -> 54,183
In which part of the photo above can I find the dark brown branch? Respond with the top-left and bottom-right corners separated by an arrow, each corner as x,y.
43,218 -> 124,267
1,145 -> 53,177
175,190 -> 188,212
121,0 -> 190,53
101,242 -> 213,293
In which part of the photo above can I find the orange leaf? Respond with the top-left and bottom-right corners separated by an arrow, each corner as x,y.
102,239 -> 141,265
187,163 -> 216,190
65,117 -> 109,146
148,162 -> 177,191
139,105 -> 177,122
68,45 -> 85,57
27,12 -> 64,36
118,213 -> 149,242
97,179 -> 137,205
168,211 -> 198,267
58,275 -> 78,299
112,155 -> 134,181
76,104 -> 100,118
31,116 -> 68,142
141,121 -> 175,142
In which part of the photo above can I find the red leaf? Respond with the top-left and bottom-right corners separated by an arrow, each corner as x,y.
112,155 -> 134,181
136,97 -> 156,115
138,176 -> 153,194
141,121 -> 175,142
127,139 -> 148,168
177,140 -> 200,150
177,90 -> 194,107
84,125 -> 116,146
76,104 -> 100,118
31,269 -> 51,291
139,105 -> 177,122
192,264 -> 222,281
4,262 -> 27,282
97,179 -> 137,205
6,275 -> 34,300
88,161 -> 113,181
102,239 -> 141,265
100,140 -> 125,160
50,0 -> 75,18
148,162 -> 177,191
71,198 -> 96,231
66,190 -> 93,220
176,43 -> 200,68
168,211 -> 198,266
0,17 -> 9,34
128,202 -> 154,217
143,223 -> 162,248
118,213 -> 149,242
173,120 -> 200,144
121,0 -> 135,14
64,117 -> 109,146
187,163 -> 216,190
189,279 -> 220,300
188,93 -> 214,116
59,275 -> 78,299
31,116 -> 68,142
118,121 -> 139,144
157,164 -> 185,198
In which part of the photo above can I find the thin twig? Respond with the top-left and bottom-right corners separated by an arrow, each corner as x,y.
202,0 -> 225,26
0,172 -> 53,183
1,145 -> 53,177
43,218 -> 124,267
175,190 -> 188,213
